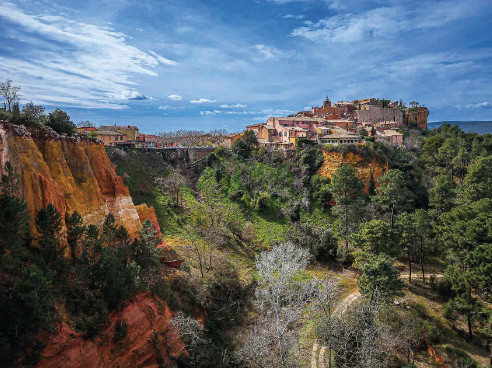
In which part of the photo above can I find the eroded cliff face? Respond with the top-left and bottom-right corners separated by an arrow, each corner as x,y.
0,123 -> 142,238
317,150 -> 388,192
36,292 -> 185,368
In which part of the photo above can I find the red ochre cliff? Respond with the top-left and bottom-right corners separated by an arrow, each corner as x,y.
317,150 -> 388,192
0,123 -> 188,367
0,123 -> 152,238
36,292 -> 186,368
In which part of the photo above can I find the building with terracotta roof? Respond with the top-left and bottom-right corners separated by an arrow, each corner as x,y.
99,124 -> 140,141
97,130 -> 126,146
376,130 -> 403,147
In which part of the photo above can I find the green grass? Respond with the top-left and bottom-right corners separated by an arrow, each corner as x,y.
249,211 -> 289,249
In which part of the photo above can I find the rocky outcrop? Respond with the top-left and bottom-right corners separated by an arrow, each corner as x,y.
317,150 -> 387,192
136,204 -> 183,267
0,123 -> 142,238
405,107 -> 429,129
36,292 -> 186,368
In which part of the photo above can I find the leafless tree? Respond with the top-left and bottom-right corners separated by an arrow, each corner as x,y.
311,278 -> 340,368
169,311 -> 209,367
184,225 -> 211,279
237,242 -> 319,368
158,129 -> 228,147
155,171 -> 187,208
0,79 -> 21,112
328,299 -> 421,368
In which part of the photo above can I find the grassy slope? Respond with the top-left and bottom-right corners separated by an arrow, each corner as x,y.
108,147 -> 490,367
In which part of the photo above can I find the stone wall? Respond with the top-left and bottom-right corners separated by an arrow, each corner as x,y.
357,106 -> 404,125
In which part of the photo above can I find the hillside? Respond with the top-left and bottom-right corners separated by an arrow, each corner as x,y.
0,123 -> 491,368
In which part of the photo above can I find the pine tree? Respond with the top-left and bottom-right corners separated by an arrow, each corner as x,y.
329,165 -> 365,249
66,211 -> 85,264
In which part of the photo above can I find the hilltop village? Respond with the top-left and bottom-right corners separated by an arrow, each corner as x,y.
76,97 -> 429,150
244,97 -> 429,149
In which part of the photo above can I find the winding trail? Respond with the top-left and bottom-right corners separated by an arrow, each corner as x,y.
310,289 -> 361,368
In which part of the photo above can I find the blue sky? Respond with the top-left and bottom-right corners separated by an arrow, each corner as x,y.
1,0 -> 492,133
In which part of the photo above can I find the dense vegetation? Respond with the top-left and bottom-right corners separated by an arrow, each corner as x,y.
1,90 -> 491,368
109,125 -> 492,367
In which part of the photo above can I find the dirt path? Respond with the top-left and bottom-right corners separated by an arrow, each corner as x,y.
310,288 -> 361,367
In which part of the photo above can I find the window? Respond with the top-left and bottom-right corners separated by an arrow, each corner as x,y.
115,136 -> 118,141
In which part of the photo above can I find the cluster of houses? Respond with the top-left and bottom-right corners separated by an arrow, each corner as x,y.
76,124 -> 162,148
78,97 -> 428,151
241,97 -> 428,150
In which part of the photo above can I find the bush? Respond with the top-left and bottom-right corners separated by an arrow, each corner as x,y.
46,109 -> 76,135
430,276 -> 455,299
289,221 -> 337,261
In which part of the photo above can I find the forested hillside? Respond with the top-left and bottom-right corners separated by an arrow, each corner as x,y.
1,121 -> 491,367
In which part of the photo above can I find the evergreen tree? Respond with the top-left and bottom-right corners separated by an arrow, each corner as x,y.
396,212 -> 418,283
428,174 -> 455,217
457,155 -> 492,203
351,219 -> 396,256
329,165 -> 365,249
233,130 -> 258,159
102,213 -> 117,246
358,253 -> 404,301
46,108 -> 76,135
95,249 -> 136,310
373,169 -> 413,228
66,211 -> 85,265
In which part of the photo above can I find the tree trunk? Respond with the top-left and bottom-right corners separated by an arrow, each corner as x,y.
420,236 -> 425,282
390,203 -> 395,229
467,313 -> 473,340
408,259 -> 412,283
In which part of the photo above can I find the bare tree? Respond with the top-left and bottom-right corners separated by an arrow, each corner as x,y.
0,79 -> 21,112
312,278 -> 340,368
184,226 -> 211,279
237,242 -> 318,368
155,171 -> 187,208
169,311 -> 209,367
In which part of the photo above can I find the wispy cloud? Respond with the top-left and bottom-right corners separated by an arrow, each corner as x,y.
0,1 -> 176,109
291,0 -> 484,43
283,14 -> 305,19
254,44 -> 281,60
168,94 -> 183,100
220,104 -> 248,108
200,110 -> 222,115
191,98 -> 216,104
456,102 -> 492,109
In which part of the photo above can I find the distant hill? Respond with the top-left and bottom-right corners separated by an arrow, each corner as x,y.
429,121 -> 492,134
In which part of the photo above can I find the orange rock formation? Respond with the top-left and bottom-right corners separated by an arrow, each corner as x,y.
0,123 -> 147,238
36,292 -> 186,368
317,150 -> 388,193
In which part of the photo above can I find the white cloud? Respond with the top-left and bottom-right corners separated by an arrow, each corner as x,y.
260,108 -> 295,115
158,105 -> 176,110
200,110 -> 221,115
219,104 -> 248,108
149,50 -> 178,66
283,14 -> 305,19
291,0 -> 483,43
254,44 -> 280,60
456,102 -> 492,110
167,94 -> 183,100
0,2 -> 176,109
191,98 -> 216,104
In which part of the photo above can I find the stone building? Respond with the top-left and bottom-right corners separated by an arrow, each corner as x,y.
357,106 -> 404,126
